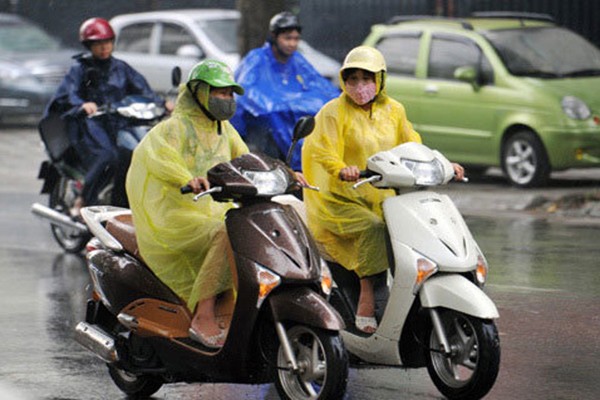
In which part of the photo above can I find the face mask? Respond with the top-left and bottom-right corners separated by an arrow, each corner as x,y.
346,81 -> 377,106
208,97 -> 236,121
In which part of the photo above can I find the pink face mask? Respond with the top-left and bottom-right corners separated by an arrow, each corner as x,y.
346,81 -> 377,106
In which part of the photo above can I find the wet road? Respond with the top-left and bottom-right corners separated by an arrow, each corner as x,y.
1,126 -> 599,399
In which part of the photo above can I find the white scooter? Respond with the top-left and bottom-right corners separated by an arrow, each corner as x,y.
278,141 -> 500,399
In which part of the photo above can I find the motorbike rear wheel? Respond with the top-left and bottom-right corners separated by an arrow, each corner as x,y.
425,309 -> 500,400
275,325 -> 348,400
49,175 -> 89,253
107,365 -> 163,397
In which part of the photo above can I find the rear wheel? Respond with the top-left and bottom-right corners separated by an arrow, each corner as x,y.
48,176 -> 89,253
501,131 -> 550,188
107,365 -> 163,397
275,325 -> 348,400
425,309 -> 500,400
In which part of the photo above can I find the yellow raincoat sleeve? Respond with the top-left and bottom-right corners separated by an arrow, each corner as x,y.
302,94 -> 420,277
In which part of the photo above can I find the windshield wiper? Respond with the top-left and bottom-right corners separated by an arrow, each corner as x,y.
512,70 -> 561,78
561,69 -> 600,78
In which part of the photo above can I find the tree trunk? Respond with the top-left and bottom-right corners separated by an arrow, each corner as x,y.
237,0 -> 285,57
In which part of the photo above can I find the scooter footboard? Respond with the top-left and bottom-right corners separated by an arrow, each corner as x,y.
419,275 -> 499,319
269,287 -> 345,331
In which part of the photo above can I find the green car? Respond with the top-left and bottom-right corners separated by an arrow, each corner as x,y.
363,12 -> 600,187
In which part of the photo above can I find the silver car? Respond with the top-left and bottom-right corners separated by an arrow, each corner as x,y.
110,9 -> 341,93
0,13 -> 75,123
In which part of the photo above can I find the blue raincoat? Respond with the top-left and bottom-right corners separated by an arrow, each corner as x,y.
231,42 -> 339,170
45,54 -> 163,205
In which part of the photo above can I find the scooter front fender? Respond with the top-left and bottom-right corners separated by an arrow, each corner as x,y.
419,275 -> 499,319
269,287 -> 345,331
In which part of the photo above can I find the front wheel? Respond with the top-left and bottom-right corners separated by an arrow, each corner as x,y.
501,131 -> 550,188
275,325 -> 348,400
107,365 -> 163,397
49,176 -> 89,253
425,310 -> 500,400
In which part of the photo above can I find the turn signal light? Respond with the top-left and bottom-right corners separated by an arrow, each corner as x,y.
255,264 -> 281,308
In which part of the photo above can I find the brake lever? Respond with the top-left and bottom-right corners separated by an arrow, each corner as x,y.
352,175 -> 381,189
192,187 -> 222,202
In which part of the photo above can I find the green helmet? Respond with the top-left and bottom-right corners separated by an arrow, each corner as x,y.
187,59 -> 244,95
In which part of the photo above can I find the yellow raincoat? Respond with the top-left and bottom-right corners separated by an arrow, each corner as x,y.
126,85 -> 248,310
302,80 -> 421,278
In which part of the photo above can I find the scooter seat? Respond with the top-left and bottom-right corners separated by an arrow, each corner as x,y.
106,214 -> 142,260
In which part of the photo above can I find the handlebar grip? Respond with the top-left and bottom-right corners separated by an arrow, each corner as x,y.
180,185 -> 193,194
359,170 -> 376,178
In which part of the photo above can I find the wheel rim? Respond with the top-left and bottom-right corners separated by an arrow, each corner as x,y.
505,139 -> 537,185
114,368 -> 140,384
429,313 -> 479,388
277,326 -> 327,399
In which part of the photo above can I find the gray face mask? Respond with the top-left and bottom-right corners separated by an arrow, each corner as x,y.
208,97 -> 236,121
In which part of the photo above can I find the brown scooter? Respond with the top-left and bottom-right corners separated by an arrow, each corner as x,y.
74,117 -> 348,399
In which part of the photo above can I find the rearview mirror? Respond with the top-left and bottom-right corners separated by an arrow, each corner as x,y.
454,66 -> 480,91
286,116 -> 315,166
171,66 -> 182,88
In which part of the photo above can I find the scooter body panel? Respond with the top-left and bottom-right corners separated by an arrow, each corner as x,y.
383,192 -> 481,271
419,274 -> 499,319
269,287 -> 344,330
226,201 -> 321,281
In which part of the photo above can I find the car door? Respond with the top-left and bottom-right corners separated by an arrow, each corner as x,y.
113,22 -> 164,90
374,31 -> 425,123
154,21 -> 205,92
417,33 -> 503,164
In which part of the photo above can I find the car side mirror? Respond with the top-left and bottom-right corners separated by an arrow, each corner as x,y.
286,116 -> 315,166
176,44 -> 204,59
455,66 -> 480,91
171,66 -> 182,88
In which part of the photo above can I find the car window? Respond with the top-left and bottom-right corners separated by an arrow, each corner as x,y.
428,35 -> 493,84
194,18 -> 238,54
375,33 -> 421,76
160,23 -> 197,55
116,23 -> 153,53
0,20 -> 61,52
484,27 -> 600,78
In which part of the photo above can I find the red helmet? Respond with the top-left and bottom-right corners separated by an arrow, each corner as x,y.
79,17 -> 115,43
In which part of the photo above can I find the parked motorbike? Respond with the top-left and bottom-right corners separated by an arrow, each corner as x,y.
74,117 -> 349,399
278,139 -> 500,399
31,68 -> 181,253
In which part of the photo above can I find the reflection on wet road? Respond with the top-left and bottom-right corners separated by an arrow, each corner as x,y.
1,205 -> 599,399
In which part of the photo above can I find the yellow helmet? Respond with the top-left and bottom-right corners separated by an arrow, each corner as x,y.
340,46 -> 386,74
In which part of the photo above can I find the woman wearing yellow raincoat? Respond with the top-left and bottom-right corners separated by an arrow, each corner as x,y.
126,60 -> 247,349
302,46 -> 464,334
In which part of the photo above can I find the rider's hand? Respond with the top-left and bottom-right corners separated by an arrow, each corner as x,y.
188,177 -> 210,194
294,171 -> 309,187
452,163 -> 465,181
164,100 -> 175,114
81,102 -> 98,115
339,166 -> 361,182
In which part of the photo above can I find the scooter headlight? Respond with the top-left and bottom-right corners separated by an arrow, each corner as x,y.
242,168 -> 290,196
475,254 -> 489,287
255,264 -> 281,308
413,253 -> 438,294
401,158 -> 445,186
319,258 -> 333,297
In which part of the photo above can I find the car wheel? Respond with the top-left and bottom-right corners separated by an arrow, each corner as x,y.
501,130 -> 550,188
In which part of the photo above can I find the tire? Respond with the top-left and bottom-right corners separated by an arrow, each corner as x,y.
501,131 -> 550,188
275,325 -> 348,400
425,309 -> 500,400
48,176 -> 89,253
107,365 -> 163,397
